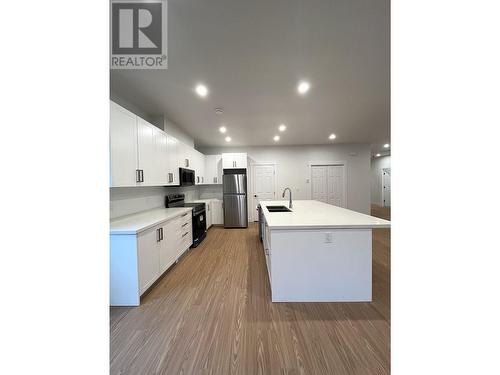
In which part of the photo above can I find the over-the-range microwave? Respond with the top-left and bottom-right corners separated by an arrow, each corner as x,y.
179,168 -> 195,186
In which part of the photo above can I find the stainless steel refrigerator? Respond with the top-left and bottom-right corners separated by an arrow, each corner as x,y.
223,173 -> 248,228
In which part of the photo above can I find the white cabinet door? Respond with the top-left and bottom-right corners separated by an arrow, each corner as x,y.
137,225 -> 161,295
222,153 -> 247,169
222,153 -> 234,169
234,153 -> 248,169
205,155 -> 222,184
206,201 -> 212,228
195,151 -> 206,184
211,200 -> 223,225
166,134 -> 179,185
159,218 -> 180,274
136,118 -> 155,185
110,102 -> 138,187
152,126 -> 169,185
177,142 -> 191,169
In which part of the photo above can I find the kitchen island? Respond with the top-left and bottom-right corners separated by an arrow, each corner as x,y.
260,200 -> 390,302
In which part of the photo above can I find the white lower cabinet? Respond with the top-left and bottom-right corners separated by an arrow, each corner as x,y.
159,217 -> 180,274
193,199 -> 223,227
110,211 -> 193,306
211,200 -> 224,225
137,224 -> 161,294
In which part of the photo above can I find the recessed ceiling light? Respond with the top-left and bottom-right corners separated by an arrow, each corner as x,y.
225,136 -> 231,142
383,143 -> 390,148
278,124 -> 287,132
329,133 -> 336,140
195,84 -> 208,97
375,153 -> 381,157
273,135 -> 280,142
297,81 -> 310,95
219,126 -> 227,133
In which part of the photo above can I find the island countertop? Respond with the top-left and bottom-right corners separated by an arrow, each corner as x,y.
261,200 -> 390,230
110,207 -> 193,235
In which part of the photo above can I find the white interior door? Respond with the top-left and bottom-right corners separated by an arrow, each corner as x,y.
252,164 -> 276,221
382,168 -> 391,207
312,165 -> 346,208
311,166 -> 328,203
328,165 -> 346,207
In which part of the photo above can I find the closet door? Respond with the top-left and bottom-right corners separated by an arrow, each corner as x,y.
311,165 -> 346,207
327,165 -> 346,208
311,166 -> 328,203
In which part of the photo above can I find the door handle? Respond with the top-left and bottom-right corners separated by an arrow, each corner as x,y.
136,169 -> 141,183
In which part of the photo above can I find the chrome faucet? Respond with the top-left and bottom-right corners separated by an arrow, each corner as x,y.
282,187 -> 293,208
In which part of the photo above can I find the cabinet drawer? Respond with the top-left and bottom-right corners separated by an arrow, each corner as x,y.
180,228 -> 193,249
180,212 -> 191,226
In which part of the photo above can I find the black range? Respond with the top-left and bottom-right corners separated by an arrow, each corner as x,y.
165,193 -> 207,247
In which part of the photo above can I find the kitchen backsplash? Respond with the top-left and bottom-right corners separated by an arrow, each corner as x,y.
110,185 -> 200,219
198,185 -> 223,200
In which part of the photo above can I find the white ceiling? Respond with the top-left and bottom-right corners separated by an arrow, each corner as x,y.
111,0 -> 390,148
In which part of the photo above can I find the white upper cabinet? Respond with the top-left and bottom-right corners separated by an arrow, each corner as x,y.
166,135 -> 179,185
110,100 -> 210,187
110,102 -> 138,187
193,150 -> 206,184
177,142 -> 191,169
136,118 -> 158,186
205,155 -> 222,184
222,153 -> 247,169
151,126 -> 169,185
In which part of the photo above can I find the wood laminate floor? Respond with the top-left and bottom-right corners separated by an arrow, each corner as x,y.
111,213 -> 390,375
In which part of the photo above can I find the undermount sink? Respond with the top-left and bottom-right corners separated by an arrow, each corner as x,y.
266,205 -> 292,212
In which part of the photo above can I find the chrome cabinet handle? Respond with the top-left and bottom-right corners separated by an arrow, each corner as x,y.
139,170 -> 144,182
182,213 -> 188,217
136,169 -> 141,183
182,222 -> 189,227
156,228 -> 161,242
182,232 -> 189,237
160,227 -> 163,241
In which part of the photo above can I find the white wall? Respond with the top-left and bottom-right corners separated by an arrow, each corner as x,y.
110,92 -> 157,126
199,144 -> 372,214
151,115 -> 195,148
370,155 -> 391,206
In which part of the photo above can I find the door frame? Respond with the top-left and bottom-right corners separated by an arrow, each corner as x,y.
249,162 -> 277,222
308,161 -> 348,208
381,168 -> 391,207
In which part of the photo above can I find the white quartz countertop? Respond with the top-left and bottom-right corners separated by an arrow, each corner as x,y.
110,207 -> 193,235
261,200 -> 390,229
